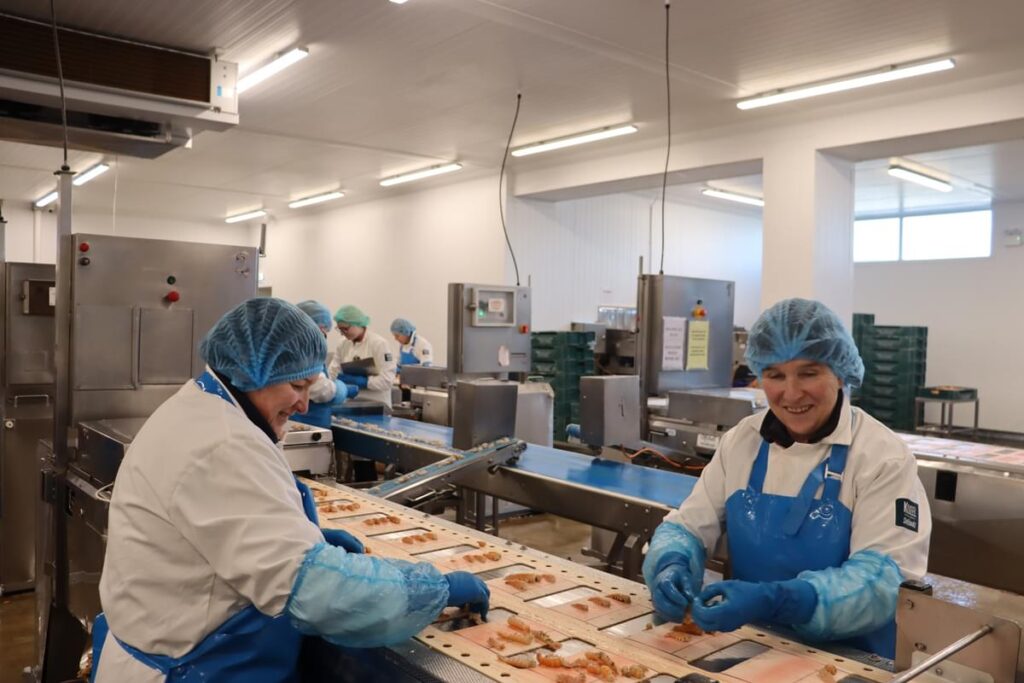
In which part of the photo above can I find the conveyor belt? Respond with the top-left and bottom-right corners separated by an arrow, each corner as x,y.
300,479 -> 893,683
334,415 -> 697,508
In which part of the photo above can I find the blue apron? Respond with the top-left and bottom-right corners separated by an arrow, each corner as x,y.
92,370 -> 312,682
725,437 -> 895,658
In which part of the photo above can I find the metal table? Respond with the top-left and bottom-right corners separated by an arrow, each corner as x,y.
914,395 -> 980,437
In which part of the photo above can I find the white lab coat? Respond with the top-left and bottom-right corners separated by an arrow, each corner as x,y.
329,329 -> 397,407
308,370 -> 338,403
94,370 -> 323,682
665,399 -> 930,581
400,332 -> 434,366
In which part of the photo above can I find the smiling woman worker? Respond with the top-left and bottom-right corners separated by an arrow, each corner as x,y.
643,298 -> 930,659
93,298 -> 487,682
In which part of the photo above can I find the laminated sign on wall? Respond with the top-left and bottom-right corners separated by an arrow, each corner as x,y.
686,320 -> 710,370
661,316 -> 687,371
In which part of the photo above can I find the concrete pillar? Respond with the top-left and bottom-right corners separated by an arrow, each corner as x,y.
760,144 -> 855,322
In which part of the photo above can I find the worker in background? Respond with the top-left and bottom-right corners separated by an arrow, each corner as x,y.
292,299 -> 356,428
329,305 -> 397,408
643,298 -> 930,659
390,317 -> 434,370
92,298 -> 488,682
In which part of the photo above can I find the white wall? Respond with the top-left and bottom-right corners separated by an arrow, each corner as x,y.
853,201 -> 1024,432
260,174 -> 509,356
2,201 -> 254,264
508,193 -> 763,330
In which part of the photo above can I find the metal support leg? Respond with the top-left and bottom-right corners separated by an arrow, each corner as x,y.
622,535 -> 645,582
491,495 -> 499,536
475,491 -> 487,532
455,487 -> 467,526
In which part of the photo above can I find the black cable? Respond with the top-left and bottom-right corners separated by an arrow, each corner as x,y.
49,0 -> 70,170
499,93 -> 522,286
659,0 -> 671,275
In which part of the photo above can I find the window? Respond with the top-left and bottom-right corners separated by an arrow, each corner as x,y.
902,210 -> 992,260
852,217 -> 900,262
853,210 -> 991,263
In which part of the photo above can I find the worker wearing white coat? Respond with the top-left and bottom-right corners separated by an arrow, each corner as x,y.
329,304 -> 397,408
292,299 -> 356,429
643,298 -> 930,660
92,298 -> 488,682
390,317 -> 434,369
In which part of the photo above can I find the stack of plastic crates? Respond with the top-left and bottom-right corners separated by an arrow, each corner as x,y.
530,331 -> 596,438
855,318 -> 927,431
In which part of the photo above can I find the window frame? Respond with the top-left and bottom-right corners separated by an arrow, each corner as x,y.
853,207 -> 992,264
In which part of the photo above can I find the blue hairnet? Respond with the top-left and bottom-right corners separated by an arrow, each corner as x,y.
390,318 -> 415,337
334,305 -> 370,327
297,300 -> 332,331
200,298 -> 327,391
745,298 -> 864,388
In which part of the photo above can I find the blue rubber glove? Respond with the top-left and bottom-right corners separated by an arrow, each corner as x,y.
444,571 -> 490,620
339,373 -> 368,389
322,528 -> 364,554
332,379 -> 349,401
295,479 -> 320,525
691,579 -> 817,633
651,561 -> 698,622
345,383 -> 360,399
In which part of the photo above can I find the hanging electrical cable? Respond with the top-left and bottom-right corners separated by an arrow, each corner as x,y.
659,0 -> 671,275
499,93 -> 523,286
49,0 -> 70,171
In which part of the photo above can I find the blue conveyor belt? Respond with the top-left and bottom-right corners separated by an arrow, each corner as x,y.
336,415 -> 697,509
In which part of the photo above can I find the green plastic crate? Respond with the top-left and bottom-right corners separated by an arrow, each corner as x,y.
861,348 -> 927,366
531,331 -> 595,349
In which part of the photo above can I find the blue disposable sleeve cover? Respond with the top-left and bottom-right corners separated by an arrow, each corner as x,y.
642,521 -> 707,592
286,542 -> 448,648
794,549 -> 903,641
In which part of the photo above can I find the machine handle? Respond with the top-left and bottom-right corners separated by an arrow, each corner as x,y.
13,393 -> 51,407
890,624 -> 994,682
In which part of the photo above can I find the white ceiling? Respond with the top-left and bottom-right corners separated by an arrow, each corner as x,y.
2,0 -> 1024,222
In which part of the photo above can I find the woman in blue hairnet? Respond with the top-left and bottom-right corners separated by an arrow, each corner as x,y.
291,300 -> 356,428
93,298 -> 487,682
390,317 -> 434,371
643,298 -> 930,659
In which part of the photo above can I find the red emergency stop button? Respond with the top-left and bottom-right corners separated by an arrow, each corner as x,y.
79,242 -> 90,252
519,324 -> 530,334
165,290 -> 180,303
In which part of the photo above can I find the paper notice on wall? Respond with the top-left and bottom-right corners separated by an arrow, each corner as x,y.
686,320 -> 710,370
662,316 -> 687,371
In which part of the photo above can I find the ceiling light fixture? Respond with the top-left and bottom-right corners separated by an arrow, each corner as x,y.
225,209 -> 267,223
737,58 -> 955,110
701,187 -> 765,207
887,164 -> 953,193
379,162 -> 462,187
510,124 -> 638,157
288,191 -> 345,209
72,163 -> 110,186
34,191 -> 58,208
237,47 -> 309,94
389,0 -> 409,4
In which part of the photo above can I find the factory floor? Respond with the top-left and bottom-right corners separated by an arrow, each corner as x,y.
0,514 -> 594,683
1,592 -> 35,683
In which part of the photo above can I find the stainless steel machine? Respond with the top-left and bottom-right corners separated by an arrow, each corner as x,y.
0,262 -> 55,595
395,283 -> 554,448
37,232 -> 258,681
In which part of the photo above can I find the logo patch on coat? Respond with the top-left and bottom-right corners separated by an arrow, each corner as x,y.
895,498 -> 919,532
385,353 -> 393,362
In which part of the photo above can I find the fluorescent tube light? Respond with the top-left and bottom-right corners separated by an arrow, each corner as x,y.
701,188 -> 765,207
887,165 -> 952,193
237,47 -> 309,94
510,124 -> 638,157
737,58 -> 955,110
288,191 -> 344,209
389,0 -> 409,3
379,163 -> 462,187
72,163 -> 110,186
225,209 -> 267,224
34,191 -> 58,208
